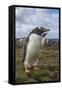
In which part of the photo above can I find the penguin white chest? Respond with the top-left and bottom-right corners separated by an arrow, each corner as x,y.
24,34 -> 41,66
28,34 -> 41,53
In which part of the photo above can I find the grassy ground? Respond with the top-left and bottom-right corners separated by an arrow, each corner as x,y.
15,46 -> 60,84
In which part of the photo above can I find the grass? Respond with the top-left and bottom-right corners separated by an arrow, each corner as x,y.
15,46 -> 60,83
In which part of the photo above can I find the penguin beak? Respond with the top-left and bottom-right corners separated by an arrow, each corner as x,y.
43,29 -> 50,32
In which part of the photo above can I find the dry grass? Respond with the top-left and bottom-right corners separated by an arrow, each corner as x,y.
15,46 -> 60,83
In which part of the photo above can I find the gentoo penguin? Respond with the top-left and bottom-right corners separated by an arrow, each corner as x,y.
22,27 -> 49,76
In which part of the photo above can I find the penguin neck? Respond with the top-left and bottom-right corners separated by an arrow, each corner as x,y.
41,32 -> 46,38
29,33 -> 41,42
30,30 -> 42,36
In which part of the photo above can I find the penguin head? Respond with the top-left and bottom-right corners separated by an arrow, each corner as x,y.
39,27 -> 50,33
38,27 -> 50,37
30,26 -> 50,36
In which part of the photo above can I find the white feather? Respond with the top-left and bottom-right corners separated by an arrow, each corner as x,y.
24,34 -> 41,67
41,37 -> 45,46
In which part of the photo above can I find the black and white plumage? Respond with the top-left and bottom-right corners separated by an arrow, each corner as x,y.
41,33 -> 48,47
22,27 -> 49,75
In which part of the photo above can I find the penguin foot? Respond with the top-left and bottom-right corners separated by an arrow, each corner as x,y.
32,64 -> 39,70
25,71 -> 32,78
34,66 -> 39,70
